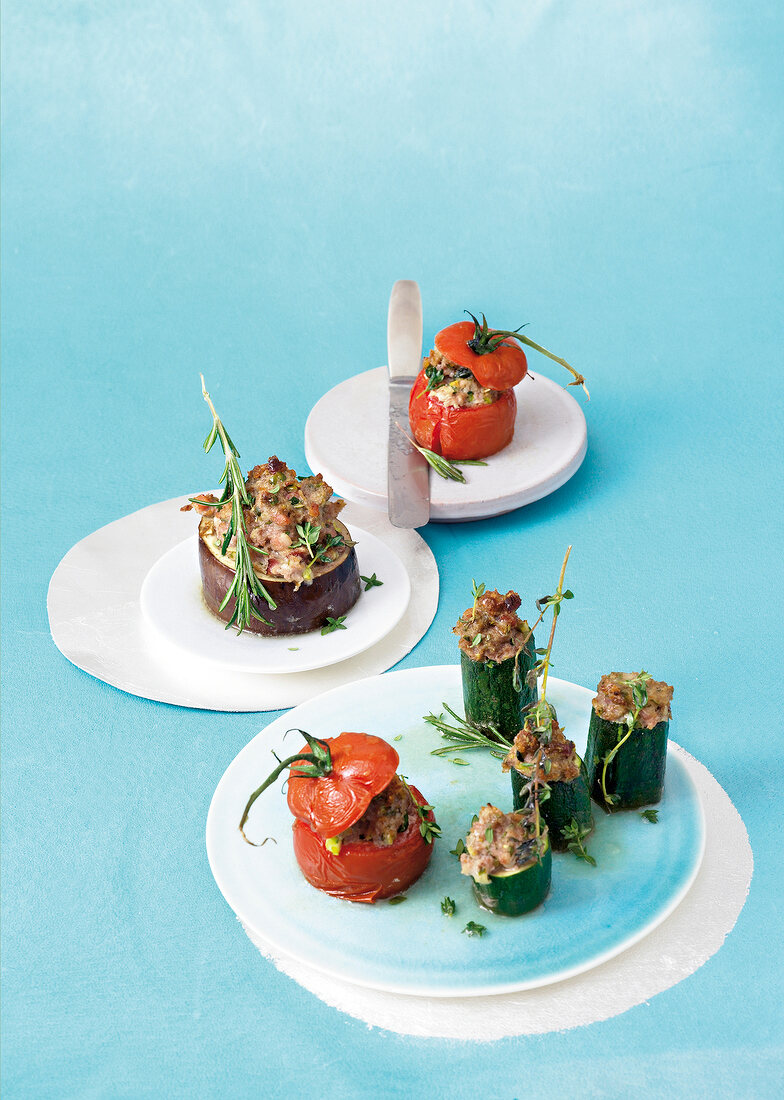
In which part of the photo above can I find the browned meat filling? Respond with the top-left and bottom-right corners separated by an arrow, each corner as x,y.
593,672 -> 673,729
502,718 -> 580,784
422,349 -> 502,409
460,804 -> 541,882
453,589 -> 532,664
338,777 -> 417,847
186,456 -> 349,587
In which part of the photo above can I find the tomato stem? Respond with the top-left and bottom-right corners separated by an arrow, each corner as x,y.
239,730 -> 332,844
464,310 -> 590,399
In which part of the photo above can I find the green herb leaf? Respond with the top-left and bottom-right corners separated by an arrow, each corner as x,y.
562,818 -> 596,866
450,757 -> 470,766
462,921 -> 487,937
393,735 -> 402,742
441,896 -> 456,916
388,895 -> 407,905
450,838 -> 466,857
640,808 -> 659,823
360,572 -> 384,590
321,615 -> 348,635
485,826 -> 494,844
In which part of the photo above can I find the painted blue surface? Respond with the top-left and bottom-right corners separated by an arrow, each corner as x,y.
207,671 -> 704,995
2,1 -> 781,1097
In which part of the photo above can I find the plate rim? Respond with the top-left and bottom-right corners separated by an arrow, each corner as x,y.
139,524 -> 411,675
206,665 -> 706,997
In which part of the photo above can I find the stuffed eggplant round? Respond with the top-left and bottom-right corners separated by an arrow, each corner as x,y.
191,456 -> 361,636
198,516 -> 360,636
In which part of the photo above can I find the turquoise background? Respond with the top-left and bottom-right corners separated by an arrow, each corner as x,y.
2,1 -> 781,1097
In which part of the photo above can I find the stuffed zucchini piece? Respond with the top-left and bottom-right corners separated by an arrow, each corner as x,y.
461,804 -> 551,916
584,672 -> 674,812
453,589 -> 537,740
504,718 -> 593,851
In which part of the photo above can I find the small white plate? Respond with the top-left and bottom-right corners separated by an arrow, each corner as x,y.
140,525 -> 410,675
305,366 -> 587,522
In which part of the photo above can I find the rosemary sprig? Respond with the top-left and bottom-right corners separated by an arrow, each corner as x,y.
425,703 -> 512,758
396,424 -> 487,482
465,311 -> 590,399
600,671 -> 652,806
562,818 -> 597,866
198,376 -> 276,633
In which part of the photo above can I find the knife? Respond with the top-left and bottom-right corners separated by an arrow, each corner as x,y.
387,280 -> 430,528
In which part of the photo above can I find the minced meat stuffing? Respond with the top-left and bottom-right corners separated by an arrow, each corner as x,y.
502,718 -> 580,784
453,589 -> 532,664
337,776 -> 417,847
460,804 -> 541,881
422,349 -> 502,409
593,672 -> 673,729
185,456 -> 350,588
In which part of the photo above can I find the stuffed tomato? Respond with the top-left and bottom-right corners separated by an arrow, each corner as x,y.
240,730 -> 439,903
409,369 -> 517,460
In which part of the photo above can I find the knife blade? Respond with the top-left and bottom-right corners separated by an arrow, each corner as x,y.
387,280 -> 430,528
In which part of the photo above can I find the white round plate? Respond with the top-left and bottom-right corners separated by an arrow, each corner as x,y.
304,366 -> 587,522
140,526 -> 410,675
206,667 -> 705,997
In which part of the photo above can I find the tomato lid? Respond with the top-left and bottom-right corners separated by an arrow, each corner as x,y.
286,731 -> 399,837
434,320 -> 528,390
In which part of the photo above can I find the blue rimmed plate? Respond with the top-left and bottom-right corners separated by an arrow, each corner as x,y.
206,667 -> 705,996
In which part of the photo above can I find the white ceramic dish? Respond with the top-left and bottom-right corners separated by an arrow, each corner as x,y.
304,366 -> 587,522
140,526 -> 410,675
206,667 -> 705,997
47,498 -> 438,711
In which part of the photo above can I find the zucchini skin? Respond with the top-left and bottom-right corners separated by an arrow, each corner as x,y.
511,758 -> 594,851
584,710 -> 668,811
461,634 -> 537,740
471,833 -> 552,916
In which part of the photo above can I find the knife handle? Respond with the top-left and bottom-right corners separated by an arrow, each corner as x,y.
387,280 -> 423,380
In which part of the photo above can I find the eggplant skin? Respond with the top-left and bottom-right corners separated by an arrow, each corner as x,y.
197,518 -> 361,636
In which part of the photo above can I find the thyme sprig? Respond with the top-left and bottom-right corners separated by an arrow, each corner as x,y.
197,376 -> 276,633
464,311 -> 590,399
396,424 -> 487,482
641,808 -> 660,823
441,896 -> 456,916
462,921 -> 487,937
360,573 -> 383,590
562,818 -> 597,866
599,671 -> 653,806
509,547 -> 574,858
399,775 -> 441,843
321,615 -> 347,636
